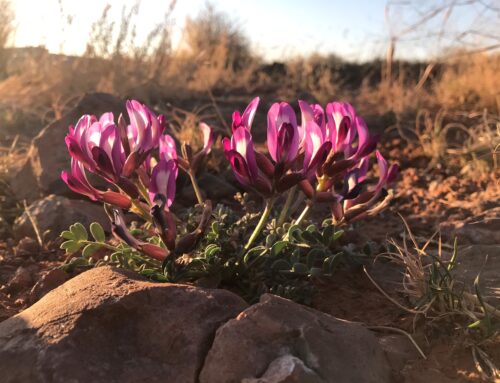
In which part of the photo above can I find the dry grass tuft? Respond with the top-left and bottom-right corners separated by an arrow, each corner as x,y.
373,217 -> 500,380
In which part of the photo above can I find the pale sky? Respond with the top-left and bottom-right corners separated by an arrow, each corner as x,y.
10,0 -> 500,62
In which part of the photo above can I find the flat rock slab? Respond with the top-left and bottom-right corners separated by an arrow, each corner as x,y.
0,266 -> 248,383
200,294 -> 392,383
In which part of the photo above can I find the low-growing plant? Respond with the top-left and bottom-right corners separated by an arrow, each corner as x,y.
59,97 -> 397,303
370,218 -> 500,380
398,108 -> 500,174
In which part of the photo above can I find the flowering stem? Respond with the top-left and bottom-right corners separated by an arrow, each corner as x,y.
277,186 -> 296,227
188,170 -> 204,205
244,198 -> 275,251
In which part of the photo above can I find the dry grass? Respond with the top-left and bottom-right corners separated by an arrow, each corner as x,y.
374,218 -> 500,380
435,53 -> 500,113
396,107 -> 500,174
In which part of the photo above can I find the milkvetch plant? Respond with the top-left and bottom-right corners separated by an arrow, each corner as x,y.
60,97 -> 398,303
61,100 -> 214,264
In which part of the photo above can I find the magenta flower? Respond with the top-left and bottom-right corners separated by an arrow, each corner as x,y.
148,159 -> 177,208
126,100 -> 164,153
374,150 -> 399,191
299,101 -> 326,145
302,121 -> 332,178
64,115 -> 98,171
232,97 -> 260,132
334,151 -> 399,223
199,122 -> 214,155
223,126 -> 272,195
267,102 -> 300,165
61,159 -> 131,209
325,102 -> 356,149
65,115 -> 125,183
123,100 -> 165,176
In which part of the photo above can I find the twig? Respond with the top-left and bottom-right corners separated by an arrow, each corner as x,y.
8,134 -> 19,155
23,200 -> 43,248
367,325 -> 427,360
206,86 -> 230,135
363,265 -> 427,315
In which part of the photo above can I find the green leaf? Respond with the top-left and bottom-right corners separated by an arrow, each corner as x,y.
300,231 -> 317,244
204,244 -> 221,258
309,267 -> 323,277
287,225 -> 303,242
60,240 -> 82,254
243,246 -> 267,264
82,243 -> 102,258
90,222 -> 106,242
290,248 -> 301,264
266,233 -> 277,248
211,221 -> 221,234
70,223 -> 88,241
60,230 -> 75,240
292,262 -> 308,274
333,230 -> 344,241
321,225 -> 335,246
306,224 -> 317,233
323,252 -> 343,274
270,241 -> 288,257
271,259 -> 291,271
63,257 -> 91,271
129,228 -> 143,236
307,248 -> 326,268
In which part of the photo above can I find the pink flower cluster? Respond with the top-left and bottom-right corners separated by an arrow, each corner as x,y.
224,98 -> 398,224
61,100 -> 213,259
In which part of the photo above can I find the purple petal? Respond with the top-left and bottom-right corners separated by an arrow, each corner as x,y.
231,111 -> 242,132
386,164 -> 399,184
91,146 -> 117,181
355,116 -> 369,153
306,141 -> 332,178
232,126 -> 258,179
375,151 -> 388,190
61,160 -> 100,201
277,123 -> 298,163
267,103 -> 280,162
355,134 -> 379,159
99,112 -> 114,128
225,150 -> 253,188
357,157 -> 370,182
303,121 -> 324,170
149,159 -> 177,207
271,103 -> 299,164
222,137 -> 232,153
312,104 -> 326,135
126,100 -> 148,150
199,122 -> 214,154
159,134 -> 177,161
241,97 -> 260,130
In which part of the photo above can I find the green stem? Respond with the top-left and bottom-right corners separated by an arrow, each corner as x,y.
189,171 -> 204,205
277,186 -> 296,227
81,240 -> 118,252
244,198 -> 275,251
295,203 -> 311,227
